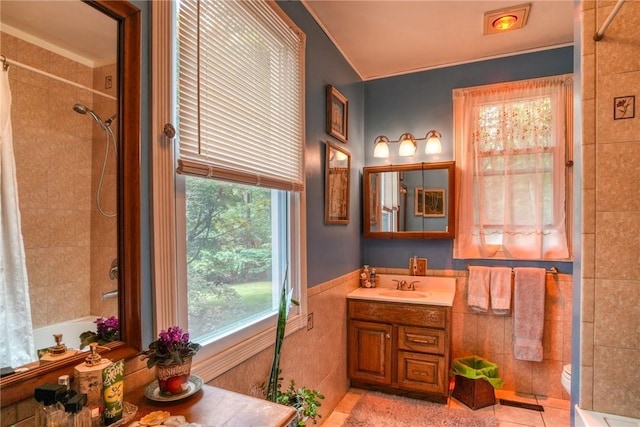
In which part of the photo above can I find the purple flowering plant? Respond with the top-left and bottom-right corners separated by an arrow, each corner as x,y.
140,326 -> 201,368
79,316 -> 120,349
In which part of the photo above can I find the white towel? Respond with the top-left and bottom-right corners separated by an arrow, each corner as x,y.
490,267 -> 512,315
467,266 -> 490,313
513,267 -> 546,362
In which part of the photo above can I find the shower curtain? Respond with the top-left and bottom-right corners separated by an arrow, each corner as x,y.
0,68 -> 36,367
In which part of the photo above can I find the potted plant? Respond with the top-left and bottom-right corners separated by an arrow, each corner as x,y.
79,316 -> 120,349
140,326 -> 201,395
264,271 -> 324,426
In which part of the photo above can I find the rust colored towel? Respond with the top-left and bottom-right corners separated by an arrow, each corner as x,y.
513,267 -> 546,361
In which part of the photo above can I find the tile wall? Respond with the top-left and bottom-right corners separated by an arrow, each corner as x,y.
450,271 -> 573,399
2,32 -> 118,330
580,0 -> 640,418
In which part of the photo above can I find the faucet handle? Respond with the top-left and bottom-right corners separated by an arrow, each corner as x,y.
392,279 -> 401,290
409,280 -> 419,290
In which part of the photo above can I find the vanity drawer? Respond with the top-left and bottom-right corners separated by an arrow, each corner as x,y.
398,326 -> 445,354
348,300 -> 447,328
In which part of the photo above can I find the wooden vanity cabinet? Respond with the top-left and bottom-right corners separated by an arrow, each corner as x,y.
347,299 -> 451,402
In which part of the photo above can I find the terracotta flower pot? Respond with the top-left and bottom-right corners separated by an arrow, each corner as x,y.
155,358 -> 192,395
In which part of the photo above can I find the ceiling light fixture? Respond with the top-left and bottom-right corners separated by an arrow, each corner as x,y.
492,15 -> 518,31
373,130 -> 442,158
484,3 -> 530,35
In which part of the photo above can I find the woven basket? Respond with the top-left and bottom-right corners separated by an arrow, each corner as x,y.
452,375 -> 496,410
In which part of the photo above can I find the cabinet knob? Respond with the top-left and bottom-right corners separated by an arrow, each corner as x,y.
385,333 -> 391,339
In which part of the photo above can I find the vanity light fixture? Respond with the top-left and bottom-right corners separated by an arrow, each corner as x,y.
373,130 -> 442,158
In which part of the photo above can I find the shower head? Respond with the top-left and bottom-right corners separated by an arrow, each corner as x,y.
73,103 -> 106,129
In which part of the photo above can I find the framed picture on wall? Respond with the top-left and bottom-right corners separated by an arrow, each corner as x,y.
326,84 -> 348,143
414,186 -> 424,216
423,188 -> 445,217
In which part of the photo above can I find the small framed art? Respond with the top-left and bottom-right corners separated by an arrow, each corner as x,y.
326,85 -> 348,143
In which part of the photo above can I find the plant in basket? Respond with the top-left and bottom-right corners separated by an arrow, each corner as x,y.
140,326 -> 201,395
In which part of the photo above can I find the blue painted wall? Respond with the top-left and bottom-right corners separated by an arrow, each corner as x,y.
363,47 -> 574,274
278,1 -> 365,287
135,3 -> 574,345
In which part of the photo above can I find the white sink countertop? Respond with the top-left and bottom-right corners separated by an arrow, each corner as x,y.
347,274 -> 456,306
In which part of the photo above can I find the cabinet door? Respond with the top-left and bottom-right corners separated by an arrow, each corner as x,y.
397,351 -> 446,394
348,320 -> 392,385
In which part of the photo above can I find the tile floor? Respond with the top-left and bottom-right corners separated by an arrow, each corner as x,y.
323,386 -> 571,427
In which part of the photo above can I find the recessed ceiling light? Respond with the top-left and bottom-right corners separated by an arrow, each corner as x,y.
484,3 -> 531,35
493,15 -> 518,31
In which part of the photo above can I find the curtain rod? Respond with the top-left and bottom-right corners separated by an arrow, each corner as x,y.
594,0 -> 626,41
1,54 -> 116,101
467,265 -> 559,275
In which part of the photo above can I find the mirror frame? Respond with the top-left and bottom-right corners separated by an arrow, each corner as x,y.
0,0 -> 142,406
325,141 -> 351,225
363,161 -> 456,239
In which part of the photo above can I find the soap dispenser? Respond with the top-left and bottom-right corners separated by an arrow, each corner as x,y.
39,334 -> 78,365
74,343 -> 112,413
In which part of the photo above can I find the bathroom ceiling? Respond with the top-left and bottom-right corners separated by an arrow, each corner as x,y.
0,1 -> 116,67
0,1 -> 575,79
301,0 -> 575,80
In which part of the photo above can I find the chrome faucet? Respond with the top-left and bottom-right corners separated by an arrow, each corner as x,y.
392,280 -> 419,291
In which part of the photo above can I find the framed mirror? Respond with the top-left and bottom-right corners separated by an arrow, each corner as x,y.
325,141 -> 351,224
0,0 -> 141,406
363,162 -> 455,238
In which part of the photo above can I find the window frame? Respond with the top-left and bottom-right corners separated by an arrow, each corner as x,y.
150,0 -> 307,383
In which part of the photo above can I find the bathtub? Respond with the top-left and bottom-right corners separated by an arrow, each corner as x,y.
33,316 -> 99,353
576,405 -> 640,427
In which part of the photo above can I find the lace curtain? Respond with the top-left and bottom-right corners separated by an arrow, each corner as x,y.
453,74 -> 573,260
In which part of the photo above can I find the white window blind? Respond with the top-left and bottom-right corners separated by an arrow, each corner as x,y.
177,0 -> 305,192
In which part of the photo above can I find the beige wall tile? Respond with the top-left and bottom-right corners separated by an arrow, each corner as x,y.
596,73 -> 640,143
562,321 -> 572,364
582,189 -> 595,233
581,98 -> 595,146
594,279 -> 640,349
451,312 -> 478,360
531,359 -> 564,398
477,315 -> 506,355
582,143 -> 595,190
596,2 -> 640,77
579,365 -> 593,410
593,346 -> 640,419
581,7 -> 596,56
582,278 -> 595,322
581,321 -> 594,367
582,233 -> 595,279
595,212 -> 640,280
542,320 -> 564,362
544,277 -> 563,321
596,142 -> 640,211
582,53 -> 596,101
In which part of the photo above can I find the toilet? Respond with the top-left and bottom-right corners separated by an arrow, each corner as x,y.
561,364 -> 571,395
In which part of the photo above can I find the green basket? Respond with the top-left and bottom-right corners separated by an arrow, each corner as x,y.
451,355 -> 504,389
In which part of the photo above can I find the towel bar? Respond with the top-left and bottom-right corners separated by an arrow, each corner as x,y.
466,265 -> 559,275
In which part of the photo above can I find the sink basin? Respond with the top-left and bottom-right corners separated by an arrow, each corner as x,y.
347,274 -> 456,306
378,291 -> 428,299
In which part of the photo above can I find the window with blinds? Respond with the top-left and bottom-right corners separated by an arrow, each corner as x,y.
176,0 -> 305,192
172,0 -> 307,375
